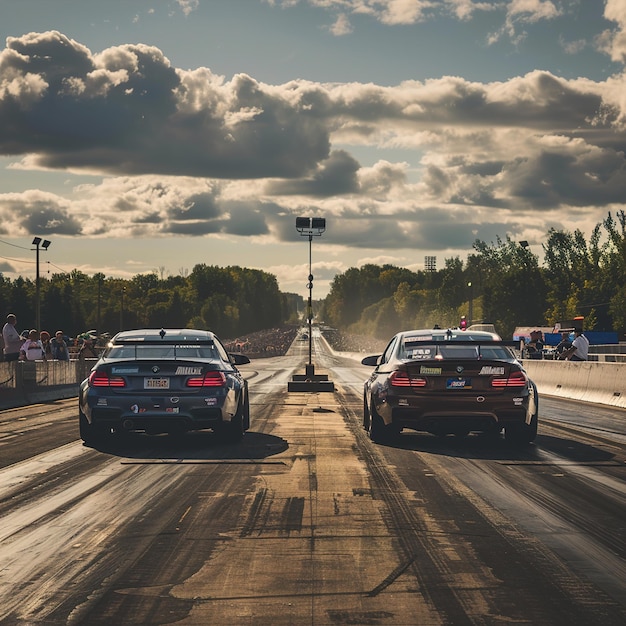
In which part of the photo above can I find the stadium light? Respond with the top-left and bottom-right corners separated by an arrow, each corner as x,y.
289,217 -> 334,392
32,237 -> 51,332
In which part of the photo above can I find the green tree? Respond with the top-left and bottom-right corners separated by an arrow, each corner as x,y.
472,236 -> 546,337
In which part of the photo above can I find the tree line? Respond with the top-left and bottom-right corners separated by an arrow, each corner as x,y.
320,211 -> 626,340
3,211 -> 625,343
0,264 -> 302,340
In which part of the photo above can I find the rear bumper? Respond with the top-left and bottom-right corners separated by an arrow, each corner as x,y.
390,406 -> 528,432
376,392 -> 532,433
88,405 -> 226,433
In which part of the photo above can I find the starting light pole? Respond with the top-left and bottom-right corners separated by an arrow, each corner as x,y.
288,217 -> 334,392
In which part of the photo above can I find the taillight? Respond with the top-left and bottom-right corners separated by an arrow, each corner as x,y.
89,370 -> 126,388
390,370 -> 427,387
491,370 -> 528,388
186,371 -> 226,387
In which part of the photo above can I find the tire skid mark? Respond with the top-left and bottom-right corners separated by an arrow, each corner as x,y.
336,386 -> 486,624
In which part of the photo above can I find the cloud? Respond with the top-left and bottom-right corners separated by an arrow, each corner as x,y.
600,0 -> 626,64
329,14 -> 353,36
272,1 -> 552,33
264,150 -> 360,196
176,0 -> 200,17
0,31 -> 332,179
0,190 -> 82,236
0,30 -> 626,270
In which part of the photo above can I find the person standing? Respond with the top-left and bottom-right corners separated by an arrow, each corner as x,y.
78,336 -> 98,359
2,314 -> 22,362
40,330 -> 52,358
20,329 -> 47,361
51,330 -> 70,361
562,328 -> 589,361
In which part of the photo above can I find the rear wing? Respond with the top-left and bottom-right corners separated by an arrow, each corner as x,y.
111,338 -> 215,346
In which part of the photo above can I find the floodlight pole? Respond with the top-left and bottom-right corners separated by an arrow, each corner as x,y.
295,217 -> 325,374
32,237 -> 51,332
306,231 -> 314,366
289,217 -> 334,392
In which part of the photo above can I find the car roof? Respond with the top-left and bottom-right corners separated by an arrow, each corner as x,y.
111,328 -> 217,344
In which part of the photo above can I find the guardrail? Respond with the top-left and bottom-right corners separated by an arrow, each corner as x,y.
522,359 -> 626,409
0,359 -> 96,410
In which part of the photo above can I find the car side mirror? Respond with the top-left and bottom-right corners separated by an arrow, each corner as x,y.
230,353 -> 251,365
361,355 -> 380,366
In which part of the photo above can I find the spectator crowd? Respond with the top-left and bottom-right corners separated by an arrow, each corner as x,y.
2,313 -> 104,363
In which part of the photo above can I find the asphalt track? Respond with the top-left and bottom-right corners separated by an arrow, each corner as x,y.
0,332 -> 625,625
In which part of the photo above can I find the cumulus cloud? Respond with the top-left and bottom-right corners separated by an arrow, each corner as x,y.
0,31 -> 331,178
0,190 -> 82,236
264,150 -> 361,196
272,0 -> 550,34
601,0 -> 626,64
1,28 -> 626,268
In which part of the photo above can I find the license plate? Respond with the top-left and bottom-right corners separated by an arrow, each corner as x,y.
446,378 -> 471,389
144,377 -> 170,389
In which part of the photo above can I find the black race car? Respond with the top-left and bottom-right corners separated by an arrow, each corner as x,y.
362,328 -> 538,444
79,328 -> 250,445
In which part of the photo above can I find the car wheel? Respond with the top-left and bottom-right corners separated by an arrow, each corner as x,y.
525,411 -> 539,441
369,402 -> 391,443
79,409 -> 105,446
363,396 -> 370,431
243,391 -> 251,431
505,413 -> 537,445
222,402 -> 245,443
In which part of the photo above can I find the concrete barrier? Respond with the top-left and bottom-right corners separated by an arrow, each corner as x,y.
522,359 -> 626,409
0,359 -> 94,411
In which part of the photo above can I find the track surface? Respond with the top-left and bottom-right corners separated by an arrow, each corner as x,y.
1,333 -> 625,625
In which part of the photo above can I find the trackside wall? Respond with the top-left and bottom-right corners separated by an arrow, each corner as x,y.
522,360 -> 626,409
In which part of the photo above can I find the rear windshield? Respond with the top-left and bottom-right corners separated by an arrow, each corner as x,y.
401,342 -> 513,361
103,344 -> 220,360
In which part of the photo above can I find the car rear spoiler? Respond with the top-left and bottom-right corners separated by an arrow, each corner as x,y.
112,338 -> 216,345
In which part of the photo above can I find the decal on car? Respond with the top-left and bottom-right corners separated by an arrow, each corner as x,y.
420,366 -> 442,375
175,366 -> 202,375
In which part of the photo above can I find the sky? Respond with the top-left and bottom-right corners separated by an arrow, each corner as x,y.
1,0 -> 626,299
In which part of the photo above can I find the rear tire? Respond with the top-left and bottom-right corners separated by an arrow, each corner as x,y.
243,391 -> 251,431
369,402 -> 395,443
505,413 -> 538,445
79,410 -> 106,446
363,396 -> 371,431
222,401 -> 245,443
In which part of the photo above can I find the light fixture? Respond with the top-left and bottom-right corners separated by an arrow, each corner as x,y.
32,237 -> 52,332
289,216 -> 333,392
